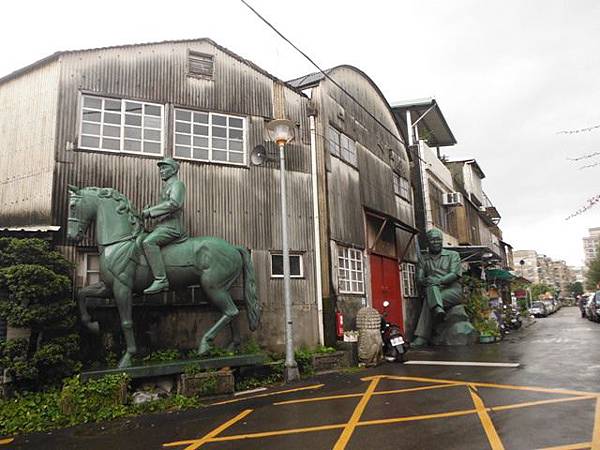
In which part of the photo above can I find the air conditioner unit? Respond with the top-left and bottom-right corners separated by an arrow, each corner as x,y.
443,192 -> 463,206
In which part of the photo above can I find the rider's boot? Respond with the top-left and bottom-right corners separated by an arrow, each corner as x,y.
143,244 -> 170,294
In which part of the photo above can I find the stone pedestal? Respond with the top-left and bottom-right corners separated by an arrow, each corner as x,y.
177,369 -> 234,397
432,305 -> 479,346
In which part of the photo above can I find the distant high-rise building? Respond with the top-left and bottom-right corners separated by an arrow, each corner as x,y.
583,227 -> 600,266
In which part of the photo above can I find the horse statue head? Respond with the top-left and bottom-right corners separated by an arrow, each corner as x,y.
67,185 -> 95,242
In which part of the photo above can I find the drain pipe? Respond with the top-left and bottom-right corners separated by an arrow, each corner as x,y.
309,113 -> 325,345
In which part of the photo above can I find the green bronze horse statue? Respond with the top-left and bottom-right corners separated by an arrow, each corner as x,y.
67,185 -> 260,368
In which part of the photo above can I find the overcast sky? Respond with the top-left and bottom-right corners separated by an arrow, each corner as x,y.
2,0 -> 600,266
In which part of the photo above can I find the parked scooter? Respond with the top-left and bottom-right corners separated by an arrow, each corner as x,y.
503,303 -> 522,330
380,300 -> 409,362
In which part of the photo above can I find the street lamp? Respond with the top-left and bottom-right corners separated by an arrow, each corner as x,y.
265,118 -> 300,383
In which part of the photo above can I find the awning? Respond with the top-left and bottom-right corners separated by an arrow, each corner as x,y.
485,269 -> 515,282
444,245 -> 502,265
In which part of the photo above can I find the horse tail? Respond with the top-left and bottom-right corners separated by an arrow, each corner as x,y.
236,246 -> 260,331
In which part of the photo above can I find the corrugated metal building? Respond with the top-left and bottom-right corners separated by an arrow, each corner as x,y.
289,66 -> 420,339
0,38 -> 319,352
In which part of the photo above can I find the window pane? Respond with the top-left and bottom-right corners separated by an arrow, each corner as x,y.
125,102 -> 143,113
290,255 -> 301,276
213,150 -> 227,161
193,136 -> 208,148
176,109 -> 191,121
102,138 -> 120,150
144,142 -> 161,154
213,115 -> 227,126
144,116 -> 161,129
83,96 -> 102,109
144,129 -> 161,141
229,117 -> 243,128
102,125 -> 120,138
124,126 -> 141,139
176,122 -> 191,133
175,146 -> 191,158
229,140 -> 243,151
81,135 -> 100,148
193,112 -> 208,123
83,110 -> 101,122
124,140 -> 141,152
176,134 -> 191,145
144,104 -> 161,116
193,124 -> 209,135
193,148 -> 209,160
272,255 -> 283,275
105,99 -> 121,111
212,138 -> 227,149
229,129 -> 243,140
82,123 -> 100,135
212,126 -> 227,138
125,114 -> 142,126
229,152 -> 243,163
104,112 -> 121,124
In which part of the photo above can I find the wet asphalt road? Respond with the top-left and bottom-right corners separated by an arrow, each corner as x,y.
5,306 -> 600,450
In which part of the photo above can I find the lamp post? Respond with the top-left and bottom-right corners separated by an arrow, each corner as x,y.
265,118 -> 300,383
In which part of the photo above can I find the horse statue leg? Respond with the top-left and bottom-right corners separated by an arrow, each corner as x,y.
78,281 -> 112,334
112,279 -> 137,368
198,285 -> 239,356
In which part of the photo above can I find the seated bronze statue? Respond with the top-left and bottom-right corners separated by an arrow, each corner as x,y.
412,228 -> 476,347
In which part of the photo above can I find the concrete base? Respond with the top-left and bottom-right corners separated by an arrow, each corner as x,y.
176,369 -> 234,397
432,305 -> 479,346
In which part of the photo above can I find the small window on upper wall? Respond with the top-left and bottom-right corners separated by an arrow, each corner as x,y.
327,125 -> 357,166
270,253 -> 303,278
85,253 -> 101,285
393,173 -> 411,202
188,51 -> 214,79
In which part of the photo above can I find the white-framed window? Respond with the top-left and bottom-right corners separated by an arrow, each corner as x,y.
85,253 -> 101,285
79,94 -> 164,155
337,246 -> 364,294
401,262 -> 417,297
393,173 -> 411,202
327,125 -> 357,166
173,109 -> 245,165
270,253 -> 303,278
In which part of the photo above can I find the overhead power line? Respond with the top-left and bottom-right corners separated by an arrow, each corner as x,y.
557,124 -> 600,135
239,0 -> 407,148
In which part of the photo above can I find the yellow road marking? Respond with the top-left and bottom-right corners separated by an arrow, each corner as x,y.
538,442 -> 592,450
210,384 -> 324,405
392,375 -> 600,398
0,438 -> 14,445
592,397 -> 600,450
162,409 -> 253,450
469,385 -> 505,450
492,395 -> 594,412
274,382 -> 465,405
333,376 -> 381,450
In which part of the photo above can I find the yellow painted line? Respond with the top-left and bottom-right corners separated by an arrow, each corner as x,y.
469,385 -> 505,450
162,409 -> 253,450
208,407 -> 480,443
274,382 -> 465,406
537,442 -> 592,450
210,422 -> 345,442
210,383 -> 324,405
592,397 -> 600,450
492,395 -> 595,412
394,375 -> 600,398
333,376 -> 381,450
0,438 -> 14,445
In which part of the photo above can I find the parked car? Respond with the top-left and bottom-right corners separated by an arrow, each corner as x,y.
587,292 -> 600,323
542,300 -> 555,315
529,301 -> 548,318
586,297 -> 596,321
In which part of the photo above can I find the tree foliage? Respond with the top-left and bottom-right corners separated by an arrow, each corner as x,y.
530,283 -> 556,300
0,238 -> 79,391
569,281 -> 584,297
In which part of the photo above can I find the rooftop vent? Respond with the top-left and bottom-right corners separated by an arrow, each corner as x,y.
188,51 -> 214,79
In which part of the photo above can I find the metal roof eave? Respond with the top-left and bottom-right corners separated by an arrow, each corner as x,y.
390,98 -> 457,147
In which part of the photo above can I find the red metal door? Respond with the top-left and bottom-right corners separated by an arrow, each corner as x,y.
370,254 -> 404,332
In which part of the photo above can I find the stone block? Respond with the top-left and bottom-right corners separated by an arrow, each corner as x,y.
176,369 -> 234,397
311,351 -> 348,374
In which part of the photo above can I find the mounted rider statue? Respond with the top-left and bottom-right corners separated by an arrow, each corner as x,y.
142,158 -> 187,294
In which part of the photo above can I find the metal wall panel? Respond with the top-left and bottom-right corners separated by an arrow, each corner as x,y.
0,62 -> 59,226
327,158 -> 363,246
46,40 -> 318,346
